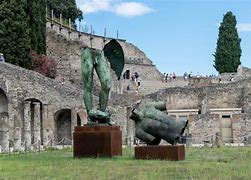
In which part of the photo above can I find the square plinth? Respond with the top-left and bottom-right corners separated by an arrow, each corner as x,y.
73,125 -> 122,158
135,145 -> 185,161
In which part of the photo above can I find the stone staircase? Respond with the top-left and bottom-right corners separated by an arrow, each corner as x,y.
121,77 -> 189,95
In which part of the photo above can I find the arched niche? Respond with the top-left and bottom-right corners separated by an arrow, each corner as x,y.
104,39 -> 125,80
0,89 -> 8,113
54,109 -> 71,144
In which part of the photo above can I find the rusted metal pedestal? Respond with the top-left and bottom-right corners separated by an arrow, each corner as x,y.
135,145 -> 185,161
73,125 -> 122,158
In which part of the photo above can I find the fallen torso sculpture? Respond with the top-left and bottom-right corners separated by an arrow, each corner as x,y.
130,101 -> 188,145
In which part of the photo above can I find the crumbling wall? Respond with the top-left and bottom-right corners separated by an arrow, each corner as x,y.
46,21 -> 162,88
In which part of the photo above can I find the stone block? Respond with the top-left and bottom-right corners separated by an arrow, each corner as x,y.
135,145 -> 185,161
73,125 -> 122,157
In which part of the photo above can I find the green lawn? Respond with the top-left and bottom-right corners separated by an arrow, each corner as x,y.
0,147 -> 250,180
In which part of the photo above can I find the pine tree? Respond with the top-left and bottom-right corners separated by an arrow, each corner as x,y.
0,0 -> 31,68
213,11 -> 242,74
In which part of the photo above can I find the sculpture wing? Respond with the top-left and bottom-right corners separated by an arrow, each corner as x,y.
103,39 -> 125,80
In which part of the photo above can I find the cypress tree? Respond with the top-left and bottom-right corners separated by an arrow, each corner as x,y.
0,0 -> 31,68
28,0 -> 46,54
213,11 -> 242,73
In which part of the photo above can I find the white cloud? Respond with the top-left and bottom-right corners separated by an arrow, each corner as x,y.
115,2 -> 154,17
78,0 -> 154,17
80,0 -> 113,13
237,23 -> 251,32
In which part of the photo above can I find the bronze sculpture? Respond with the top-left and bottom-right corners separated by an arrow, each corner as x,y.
130,100 -> 188,145
81,48 -> 112,124
81,41 -> 124,125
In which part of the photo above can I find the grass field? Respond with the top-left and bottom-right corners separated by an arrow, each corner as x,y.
0,147 -> 250,180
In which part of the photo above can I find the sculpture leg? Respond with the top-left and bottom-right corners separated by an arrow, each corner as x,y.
81,48 -> 94,114
95,51 -> 112,112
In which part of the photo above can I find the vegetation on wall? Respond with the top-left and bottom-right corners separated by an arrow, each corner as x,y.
46,0 -> 83,28
213,11 -> 242,74
30,50 -> 57,79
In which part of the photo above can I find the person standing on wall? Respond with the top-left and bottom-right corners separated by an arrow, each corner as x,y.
0,53 -> 5,62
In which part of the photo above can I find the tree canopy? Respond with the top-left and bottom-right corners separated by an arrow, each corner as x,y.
28,0 -> 47,54
46,0 -> 83,28
213,11 -> 242,74
0,0 -> 47,69
0,0 -> 31,68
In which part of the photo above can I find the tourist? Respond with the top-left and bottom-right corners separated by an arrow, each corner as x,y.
127,84 -> 131,91
136,77 -> 141,87
188,71 -> 192,78
172,72 -> 176,81
135,86 -> 139,95
0,53 -> 5,62
183,72 -> 188,80
163,73 -> 166,82
165,73 -> 168,83
169,73 -> 172,81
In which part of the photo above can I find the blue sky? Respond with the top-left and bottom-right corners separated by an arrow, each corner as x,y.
76,0 -> 251,76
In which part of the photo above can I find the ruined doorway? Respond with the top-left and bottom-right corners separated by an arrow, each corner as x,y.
54,109 -> 71,144
0,89 -> 8,113
123,70 -> 130,80
0,89 -> 8,151
221,115 -> 233,143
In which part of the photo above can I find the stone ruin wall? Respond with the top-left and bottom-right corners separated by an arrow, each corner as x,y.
163,81 -> 246,111
145,79 -> 251,144
0,62 -> 136,152
237,65 -> 251,77
46,20 -> 162,90
0,63 -> 89,152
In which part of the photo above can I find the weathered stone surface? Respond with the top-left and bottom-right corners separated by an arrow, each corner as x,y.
46,21 -> 163,89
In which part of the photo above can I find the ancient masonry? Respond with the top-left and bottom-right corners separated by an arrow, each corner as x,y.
46,19 -> 163,91
1,20 -> 251,152
146,78 -> 251,144
0,63 -> 87,152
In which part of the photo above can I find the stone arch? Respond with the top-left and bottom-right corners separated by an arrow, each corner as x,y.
104,39 -> 125,80
54,109 -> 71,144
0,88 -> 8,113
